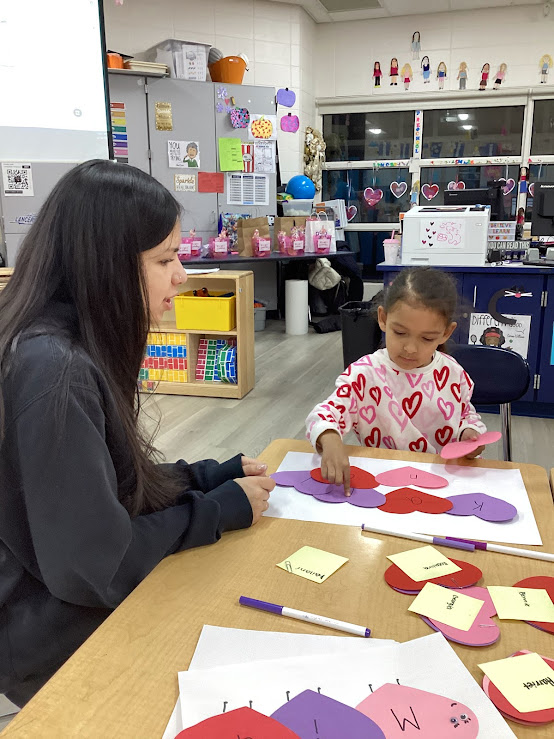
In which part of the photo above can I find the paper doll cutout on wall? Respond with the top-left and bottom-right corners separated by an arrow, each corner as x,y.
540,54 -> 553,83
401,63 -> 413,91
437,61 -> 447,90
479,63 -> 490,91
373,61 -> 382,88
458,62 -> 468,90
421,56 -> 431,83
493,63 -> 507,89
390,57 -> 399,85
411,31 -> 421,59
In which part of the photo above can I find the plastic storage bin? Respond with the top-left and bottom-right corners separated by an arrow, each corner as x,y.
339,301 -> 382,369
174,291 -> 236,331
143,39 -> 211,81
254,301 -> 267,331
282,199 -> 313,217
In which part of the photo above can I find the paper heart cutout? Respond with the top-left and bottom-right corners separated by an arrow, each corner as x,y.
512,576 -> 554,634
529,182 -> 535,197
363,187 -> 384,206
271,470 -> 311,487
445,493 -> 517,522
447,180 -> 466,190
421,183 -> 439,201
441,430 -> 503,461
346,205 -> 358,221
378,487 -> 453,514
311,466 -> 378,489
356,684 -> 478,737
483,650 -> 554,725
176,707 -> 301,738
385,558 -> 482,594
390,181 -> 407,198
499,177 -> 516,195
420,586 -> 500,646
273,469 -> 385,507
271,689 -> 385,738
375,466 -> 448,489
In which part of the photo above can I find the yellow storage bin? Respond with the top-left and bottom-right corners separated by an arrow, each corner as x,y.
174,291 -> 236,331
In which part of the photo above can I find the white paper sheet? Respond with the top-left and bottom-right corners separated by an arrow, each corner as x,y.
268,452 -> 542,545
177,632 -> 515,737
162,625 -> 396,738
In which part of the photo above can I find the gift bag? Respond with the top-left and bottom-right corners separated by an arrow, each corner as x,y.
273,216 -> 307,251
236,217 -> 270,257
304,213 -> 336,254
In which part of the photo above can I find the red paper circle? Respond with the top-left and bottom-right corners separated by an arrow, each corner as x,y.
512,576 -> 554,634
310,466 -> 378,489
384,558 -> 482,593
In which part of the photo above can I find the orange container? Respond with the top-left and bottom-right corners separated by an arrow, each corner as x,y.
107,53 -> 124,69
209,56 -> 246,84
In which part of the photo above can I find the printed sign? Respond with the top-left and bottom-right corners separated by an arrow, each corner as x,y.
168,140 -> 200,169
155,102 -> 173,131
174,173 -> 197,192
2,163 -> 34,197
468,313 -> 531,359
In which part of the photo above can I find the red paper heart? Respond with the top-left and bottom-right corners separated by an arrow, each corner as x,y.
311,466 -> 378,489
435,425 -> 454,447
402,391 -> 422,419
378,487 -> 453,514
421,183 -> 439,201
385,558 -> 482,592
409,437 -> 428,453
512,576 -> 554,634
363,187 -> 384,206
176,707 -> 300,738
364,428 -> 381,448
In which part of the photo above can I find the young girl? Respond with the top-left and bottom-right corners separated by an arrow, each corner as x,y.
373,61 -> 382,87
0,160 -> 274,706
306,267 -> 486,493
421,56 -> 431,83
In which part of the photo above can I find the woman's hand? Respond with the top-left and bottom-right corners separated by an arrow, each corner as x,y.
235,476 -> 275,525
459,429 -> 485,459
241,456 -> 268,476
318,430 -> 351,495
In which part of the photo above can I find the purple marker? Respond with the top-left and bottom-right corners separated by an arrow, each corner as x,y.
445,537 -> 554,562
361,524 -> 475,551
239,596 -> 371,637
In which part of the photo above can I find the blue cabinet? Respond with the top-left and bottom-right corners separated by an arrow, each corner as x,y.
537,275 -> 554,403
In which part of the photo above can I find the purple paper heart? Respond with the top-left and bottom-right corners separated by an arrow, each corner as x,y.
296,479 -> 345,496
445,493 -> 517,522
271,690 -> 385,739
271,471 -> 311,487
348,488 -> 387,508
313,489 -> 350,503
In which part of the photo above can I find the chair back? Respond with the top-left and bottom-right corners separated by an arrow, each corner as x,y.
449,345 -> 530,405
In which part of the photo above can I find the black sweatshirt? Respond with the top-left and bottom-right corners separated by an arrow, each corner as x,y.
0,303 -> 252,704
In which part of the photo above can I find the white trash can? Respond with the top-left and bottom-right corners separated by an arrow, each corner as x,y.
285,279 -> 309,335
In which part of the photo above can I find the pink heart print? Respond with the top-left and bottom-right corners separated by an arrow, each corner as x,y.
499,177 -> 515,195
421,183 -> 439,201
364,187 -> 384,206
421,380 -> 435,400
437,396 -> 455,421
389,181 -> 407,198
388,401 -> 407,431
447,181 -> 465,190
359,405 -> 377,425
346,205 -> 358,221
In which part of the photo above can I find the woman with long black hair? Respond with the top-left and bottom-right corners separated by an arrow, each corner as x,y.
0,160 -> 274,706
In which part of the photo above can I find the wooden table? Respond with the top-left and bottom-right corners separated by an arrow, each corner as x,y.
3,441 -> 554,738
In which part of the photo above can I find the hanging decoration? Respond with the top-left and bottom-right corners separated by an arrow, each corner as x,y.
529,182 -> 535,197
390,181 -> 408,198
276,88 -> 296,107
421,183 -> 439,200
447,181 -> 466,191
280,113 -> 299,133
364,187 -> 383,206
498,177 -> 516,195
346,205 -> 358,221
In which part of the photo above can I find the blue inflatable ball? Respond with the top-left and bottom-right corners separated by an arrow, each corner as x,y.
286,175 -> 316,200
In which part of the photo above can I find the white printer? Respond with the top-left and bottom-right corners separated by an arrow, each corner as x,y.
401,205 -> 490,267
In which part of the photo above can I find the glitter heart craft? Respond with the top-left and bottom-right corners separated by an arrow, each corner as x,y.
385,558 -> 482,594
512,576 -> 554,635
440,430 -> 502,460
445,493 -> 517,522
346,205 -> 358,221
447,180 -> 466,190
363,187 -> 383,206
420,586 -> 500,646
375,466 -> 448,489
175,707 -> 301,738
421,183 -> 439,200
499,177 -> 516,195
390,181 -> 407,198
378,487 -> 453,514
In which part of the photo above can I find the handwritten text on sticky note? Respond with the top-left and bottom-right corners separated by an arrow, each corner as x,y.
479,652 -> 554,713
277,546 -> 348,584
487,586 -> 554,622
408,582 -> 484,631
387,545 -> 461,583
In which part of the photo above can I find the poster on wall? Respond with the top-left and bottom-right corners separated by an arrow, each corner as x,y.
468,313 -> 531,358
174,173 -> 196,192
168,140 -> 200,168
2,163 -> 34,196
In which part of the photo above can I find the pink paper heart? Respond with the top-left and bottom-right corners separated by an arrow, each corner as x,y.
529,182 -> 535,197
346,205 -> 358,221
364,187 -> 383,206
375,465 -> 448,489
420,586 -> 499,647
440,430 -> 502,460
421,183 -> 439,201
499,177 -> 515,195
390,181 -> 407,198
447,181 -> 465,190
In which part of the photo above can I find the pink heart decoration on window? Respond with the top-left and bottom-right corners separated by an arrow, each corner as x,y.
499,177 -> 515,195
390,181 -> 407,198
447,181 -> 465,190
421,183 -> 439,200
346,205 -> 358,221
364,187 -> 383,206
529,182 -> 535,197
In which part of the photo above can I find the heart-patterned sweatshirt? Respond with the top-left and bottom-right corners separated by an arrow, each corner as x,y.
306,349 -> 486,454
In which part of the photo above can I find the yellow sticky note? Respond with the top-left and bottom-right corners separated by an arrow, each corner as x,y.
387,545 -> 461,582
277,546 -> 348,584
408,582 -> 484,631
479,652 -> 554,713
487,586 -> 554,622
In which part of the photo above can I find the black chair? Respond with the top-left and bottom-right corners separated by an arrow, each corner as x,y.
449,345 -> 530,462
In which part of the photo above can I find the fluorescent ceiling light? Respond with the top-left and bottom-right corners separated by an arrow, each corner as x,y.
458,113 -> 469,121
368,128 -> 382,134
461,124 -> 473,130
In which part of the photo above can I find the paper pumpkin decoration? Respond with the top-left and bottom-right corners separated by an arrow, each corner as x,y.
440,430 -> 502,459
378,487 -> 453,514
281,113 -> 299,133
385,558 -> 482,594
356,684 -> 479,738
311,466 -> 378,489
251,116 -> 274,139
421,183 -> 439,200
230,107 -> 250,129
276,87 -> 296,107
483,650 -> 554,726
445,493 -> 517,522
448,181 -> 466,190
390,181 -> 407,198
271,690 -> 385,739
363,187 -> 383,206
374,466 -> 448,489
420,586 -> 500,646
175,707 -> 301,738
512,576 -> 554,634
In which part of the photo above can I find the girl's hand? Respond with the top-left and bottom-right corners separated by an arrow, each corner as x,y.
235,476 -> 275,525
241,456 -> 268,476
460,429 -> 486,459
318,430 -> 351,495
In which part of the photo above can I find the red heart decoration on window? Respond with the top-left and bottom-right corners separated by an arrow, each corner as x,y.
378,487 -> 453,514
421,183 -> 439,200
363,187 -> 383,206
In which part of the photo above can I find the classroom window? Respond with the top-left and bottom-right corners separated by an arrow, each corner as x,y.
525,163 -> 554,219
421,107 -> 524,158
323,112 -> 414,161
530,99 -> 554,155
322,168 -> 410,223
419,165 -> 520,220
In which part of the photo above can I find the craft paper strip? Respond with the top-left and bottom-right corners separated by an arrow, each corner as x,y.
408,583 -> 485,631
487,586 -> 554,622
478,652 -> 554,713
277,546 -> 348,583
387,545 -> 461,582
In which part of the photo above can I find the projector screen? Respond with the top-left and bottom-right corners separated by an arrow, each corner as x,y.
0,0 -> 110,161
